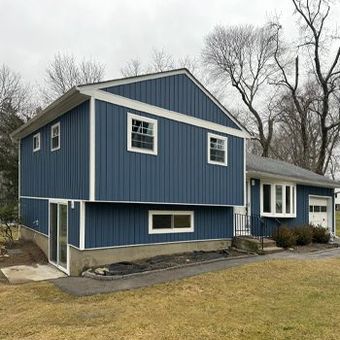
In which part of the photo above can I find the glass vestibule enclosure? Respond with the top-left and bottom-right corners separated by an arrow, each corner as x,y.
49,202 -> 68,271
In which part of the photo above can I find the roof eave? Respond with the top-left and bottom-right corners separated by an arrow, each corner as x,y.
246,170 -> 340,189
11,87 -> 90,140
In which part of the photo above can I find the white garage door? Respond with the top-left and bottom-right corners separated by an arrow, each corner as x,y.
309,197 -> 329,228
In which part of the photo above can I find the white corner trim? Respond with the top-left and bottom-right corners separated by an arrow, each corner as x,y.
127,112 -> 158,155
33,132 -> 41,152
79,89 -> 249,139
207,132 -> 228,167
18,140 -> 21,219
79,201 -> 85,250
50,122 -> 60,152
89,97 -> 95,201
148,210 -> 194,234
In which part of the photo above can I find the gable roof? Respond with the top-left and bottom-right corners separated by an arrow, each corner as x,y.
11,68 -> 250,140
79,68 -> 247,132
247,153 -> 340,188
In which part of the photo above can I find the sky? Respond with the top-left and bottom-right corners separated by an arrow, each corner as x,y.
1,0 -> 339,86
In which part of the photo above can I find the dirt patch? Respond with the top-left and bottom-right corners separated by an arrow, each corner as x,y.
0,240 -> 47,269
90,249 -> 244,276
293,243 -> 338,253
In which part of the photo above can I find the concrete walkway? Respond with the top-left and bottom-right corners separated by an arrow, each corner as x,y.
51,247 -> 340,296
2,264 -> 66,284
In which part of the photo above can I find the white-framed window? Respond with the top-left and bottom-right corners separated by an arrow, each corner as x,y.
33,133 -> 41,152
148,211 -> 194,234
207,133 -> 228,166
260,181 -> 296,218
127,113 -> 158,155
51,122 -> 60,151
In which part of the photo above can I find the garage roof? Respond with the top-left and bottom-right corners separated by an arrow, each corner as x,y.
247,153 -> 340,188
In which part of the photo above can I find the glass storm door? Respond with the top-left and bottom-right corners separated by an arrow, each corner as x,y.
49,202 -> 68,270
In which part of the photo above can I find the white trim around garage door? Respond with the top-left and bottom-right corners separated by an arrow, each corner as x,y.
308,195 -> 333,232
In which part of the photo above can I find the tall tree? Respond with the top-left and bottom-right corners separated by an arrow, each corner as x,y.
42,52 -> 105,103
0,65 -> 28,203
202,24 -> 279,157
272,0 -> 340,174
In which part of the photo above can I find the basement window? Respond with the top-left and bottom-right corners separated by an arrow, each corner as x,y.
148,211 -> 194,234
261,182 -> 296,218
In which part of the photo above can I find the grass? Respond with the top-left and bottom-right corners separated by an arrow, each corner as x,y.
2,259 -> 340,339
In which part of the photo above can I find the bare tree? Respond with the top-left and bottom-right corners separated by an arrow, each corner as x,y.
272,0 -> 340,174
43,53 -> 105,103
120,58 -> 143,77
202,24 -> 279,156
0,65 -> 30,204
120,48 -> 201,77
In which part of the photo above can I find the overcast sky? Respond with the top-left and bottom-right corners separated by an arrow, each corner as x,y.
1,0 -> 340,86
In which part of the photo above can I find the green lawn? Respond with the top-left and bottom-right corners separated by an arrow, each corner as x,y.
1,259 -> 340,339
337,211 -> 340,236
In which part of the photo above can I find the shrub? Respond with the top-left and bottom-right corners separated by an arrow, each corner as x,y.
311,225 -> 330,244
0,203 -> 18,248
272,226 -> 297,248
294,225 -> 313,246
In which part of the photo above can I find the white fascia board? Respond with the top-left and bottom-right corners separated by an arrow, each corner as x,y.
79,68 -> 248,134
246,171 -> 339,189
80,89 -> 250,139
11,88 -> 89,140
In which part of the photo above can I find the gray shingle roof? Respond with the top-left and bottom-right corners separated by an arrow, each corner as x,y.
246,153 -> 340,188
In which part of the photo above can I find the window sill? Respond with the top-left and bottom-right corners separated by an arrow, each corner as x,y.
127,147 -> 157,156
261,213 -> 296,219
149,228 -> 194,234
207,160 -> 228,167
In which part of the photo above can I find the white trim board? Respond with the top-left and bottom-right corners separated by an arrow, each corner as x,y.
79,89 -> 249,139
89,96 -> 96,200
19,196 -> 244,207
79,68 -> 247,133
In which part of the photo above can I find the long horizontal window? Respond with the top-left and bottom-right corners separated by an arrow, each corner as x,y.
148,211 -> 194,234
261,182 -> 296,217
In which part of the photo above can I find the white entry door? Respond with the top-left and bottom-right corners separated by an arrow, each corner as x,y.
309,197 -> 329,228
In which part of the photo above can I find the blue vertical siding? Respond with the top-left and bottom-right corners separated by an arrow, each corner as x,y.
103,73 -> 240,129
20,198 -> 49,235
95,101 -> 244,206
68,201 -> 80,247
85,202 -> 233,248
250,178 -> 334,229
20,101 -> 89,199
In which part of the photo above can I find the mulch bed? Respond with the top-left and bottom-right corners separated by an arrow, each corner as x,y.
91,249 -> 244,276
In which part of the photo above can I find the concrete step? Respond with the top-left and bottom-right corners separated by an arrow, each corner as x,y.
259,246 -> 284,255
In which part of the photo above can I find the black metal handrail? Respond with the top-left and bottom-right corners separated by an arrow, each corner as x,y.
234,213 -> 279,250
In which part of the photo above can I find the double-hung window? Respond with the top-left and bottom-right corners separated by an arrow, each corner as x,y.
33,133 -> 41,152
207,133 -> 228,166
51,122 -> 60,151
261,182 -> 296,217
148,211 -> 194,234
127,113 -> 158,155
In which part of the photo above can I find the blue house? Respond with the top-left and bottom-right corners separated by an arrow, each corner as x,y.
11,69 -> 338,275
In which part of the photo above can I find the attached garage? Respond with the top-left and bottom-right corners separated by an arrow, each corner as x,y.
309,196 -> 332,230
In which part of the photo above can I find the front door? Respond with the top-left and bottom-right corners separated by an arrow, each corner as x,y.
49,202 -> 68,271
